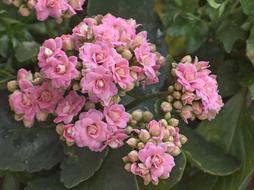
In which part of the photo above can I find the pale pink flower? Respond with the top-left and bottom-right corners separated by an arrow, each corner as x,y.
134,43 -> 156,67
79,42 -> 120,69
41,51 -> 78,88
106,129 -> 128,149
131,31 -> 147,48
92,24 -> 119,46
54,91 -> 85,124
35,0 -> 69,21
74,109 -> 109,152
181,91 -> 196,105
138,142 -> 175,182
69,0 -> 85,10
131,163 -> 149,178
147,120 -> 165,141
103,104 -> 129,128
61,34 -> 74,51
63,124 -> 75,143
38,37 -> 62,68
17,69 -> 33,82
35,81 -> 62,113
80,66 -> 118,102
111,58 -> 133,89
72,22 -> 90,48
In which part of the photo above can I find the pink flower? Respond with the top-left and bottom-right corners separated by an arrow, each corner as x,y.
79,42 -> 119,69
54,91 -> 85,124
103,104 -> 129,128
35,81 -> 62,113
38,37 -> 62,68
93,24 -> 120,46
17,69 -> 33,82
69,0 -> 85,10
61,34 -> 74,51
80,66 -> 118,102
134,43 -> 156,67
72,22 -> 90,48
147,120 -> 165,141
181,91 -> 196,105
138,142 -> 175,182
41,51 -> 78,88
106,129 -> 128,149
74,109 -> 109,151
9,80 -> 38,127
111,58 -> 133,89
63,124 -> 75,143
35,0 -> 69,21
131,163 -> 149,178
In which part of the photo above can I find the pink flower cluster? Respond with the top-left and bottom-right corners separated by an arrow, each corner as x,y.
3,0 -> 86,21
124,117 -> 186,185
173,56 -> 223,121
8,14 -> 165,152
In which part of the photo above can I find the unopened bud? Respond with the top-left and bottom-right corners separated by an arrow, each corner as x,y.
84,101 -> 95,110
94,15 -> 103,23
128,150 -> 139,162
27,0 -> 36,9
166,142 -> 176,154
139,129 -> 150,142
7,80 -> 18,92
167,126 -> 176,136
163,129 -> 170,141
168,118 -> 179,127
180,135 -> 188,144
171,68 -> 176,76
122,156 -> 129,163
165,112 -> 171,120
172,91 -> 181,100
142,111 -> 153,122
174,82 -> 182,91
14,114 -> 23,121
158,56 -> 166,65
119,90 -> 126,97
12,0 -> 21,7
126,137 -> 138,148
72,82 -> 81,91
173,101 -> 183,110
143,174 -> 152,185
121,49 -> 132,60
137,142 -> 145,149
19,5 -> 30,17
168,85 -> 174,93
126,126 -> 133,134
56,124 -> 64,135
152,180 -> 159,185
161,101 -> 172,112
166,95 -> 174,102
172,146 -> 181,156
192,101 -> 203,115
36,111 -> 48,122
131,109 -> 143,122
150,44 -> 156,52
124,163 -> 131,172
159,119 -> 168,127
125,82 -> 135,91
181,55 -> 192,63
23,119 -> 34,128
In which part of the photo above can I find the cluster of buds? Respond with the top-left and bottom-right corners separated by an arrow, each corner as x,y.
161,56 -> 224,123
2,0 -> 86,22
123,109 -> 187,185
7,14 -> 165,153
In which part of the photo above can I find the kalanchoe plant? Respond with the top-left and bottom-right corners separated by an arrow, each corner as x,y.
2,0 -> 86,22
4,13 -> 224,188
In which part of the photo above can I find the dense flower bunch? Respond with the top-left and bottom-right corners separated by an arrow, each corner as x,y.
2,0 -> 86,22
123,109 -> 187,185
7,14 -> 165,153
160,56 -> 223,123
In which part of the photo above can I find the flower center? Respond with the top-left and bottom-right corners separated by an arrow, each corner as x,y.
152,154 -> 163,168
55,64 -> 66,74
46,0 -> 55,8
22,94 -> 32,106
44,48 -> 53,56
63,103 -> 71,114
96,79 -> 105,88
108,110 -> 121,121
40,91 -> 52,102
87,124 -> 98,137
95,53 -> 104,63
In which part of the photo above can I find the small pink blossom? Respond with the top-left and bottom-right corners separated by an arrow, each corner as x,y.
134,43 -> 156,67
69,0 -> 85,10
63,124 -> 75,143
131,163 -> 149,178
35,81 -> 62,113
54,91 -> 85,124
35,0 -> 69,21
106,129 -> 128,149
17,69 -> 33,82
138,142 -> 175,182
80,66 -> 118,102
41,51 -> 78,88
93,24 -> 120,46
103,104 -> 129,128
74,109 -> 109,152
61,34 -> 74,51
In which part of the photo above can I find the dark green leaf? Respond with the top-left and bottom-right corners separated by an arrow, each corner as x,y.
247,26 -> 254,65
197,91 -> 254,190
2,173 -> 19,190
0,91 -> 64,172
240,0 -> 254,15
207,0 -> 221,9
181,125 -> 241,176
15,42 -> 40,63
60,147 -> 108,188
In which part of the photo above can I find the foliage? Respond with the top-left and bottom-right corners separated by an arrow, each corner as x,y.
0,0 -> 254,190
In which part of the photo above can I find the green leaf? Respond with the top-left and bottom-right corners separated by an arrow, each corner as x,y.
197,91 -> 254,190
137,153 -> 187,190
0,91 -> 64,172
2,173 -> 19,190
73,147 -> 139,190
15,42 -> 40,63
181,125 -> 241,176
240,0 -> 254,15
207,0 -> 221,9
60,147 -> 108,188
247,26 -> 254,65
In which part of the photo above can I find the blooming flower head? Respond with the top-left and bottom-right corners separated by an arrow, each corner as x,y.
54,91 -> 85,124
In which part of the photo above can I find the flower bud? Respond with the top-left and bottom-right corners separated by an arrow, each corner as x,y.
181,55 -> 192,63
7,80 -> 18,92
192,101 -> 203,115
12,0 -> 21,7
19,5 -> 30,17
174,82 -> 182,91
180,106 -> 193,123
150,44 -> 156,52
33,72 -> 43,85
130,119 -> 137,126
139,129 -> 150,142
72,82 -> 81,91
164,112 -> 171,120
168,118 -> 179,127
128,150 -> 139,162
197,113 -> 207,120
126,137 -> 138,148
119,90 -> 126,97
56,124 -> 64,135
122,156 -> 129,163
121,49 -> 132,60
27,0 -> 36,9
36,111 -> 48,122
166,142 -> 176,154
168,85 -> 174,93
180,135 -> 188,144
84,101 -> 95,110
14,114 -> 23,121
173,101 -> 183,110
158,55 -> 166,65
172,146 -> 181,156
161,101 -> 172,112
143,174 -> 152,185
171,68 -> 176,76
142,111 -> 153,122
167,126 -> 176,136
62,37 -> 74,51
23,119 -> 34,128
172,91 -> 181,100
126,126 -> 133,134
159,119 -> 168,127
137,142 -> 145,149
131,109 -> 143,122
163,129 -> 170,141
166,95 -> 174,103
152,180 -> 159,185
124,163 -> 131,172
125,82 -> 135,91
95,15 -> 103,23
